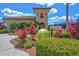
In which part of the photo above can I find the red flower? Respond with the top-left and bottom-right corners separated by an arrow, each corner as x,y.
66,22 -> 77,38
16,29 -> 27,41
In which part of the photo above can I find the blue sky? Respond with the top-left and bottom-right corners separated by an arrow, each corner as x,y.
0,3 -> 79,25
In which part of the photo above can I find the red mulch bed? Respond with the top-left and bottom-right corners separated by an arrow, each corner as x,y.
10,38 -> 36,56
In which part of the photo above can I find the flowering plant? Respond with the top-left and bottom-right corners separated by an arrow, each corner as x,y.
29,23 -> 36,40
16,29 -> 27,41
66,22 -> 77,38
54,26 -> 62,38
0,25 -> 6,29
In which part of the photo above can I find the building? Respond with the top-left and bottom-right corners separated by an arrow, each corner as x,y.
33,8 -> 51,29
4,8 -> 51,29
5,16 -> 35,24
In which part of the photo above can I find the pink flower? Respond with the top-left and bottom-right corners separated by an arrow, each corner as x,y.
66,22 -> 77,38
54,26 -> 62,38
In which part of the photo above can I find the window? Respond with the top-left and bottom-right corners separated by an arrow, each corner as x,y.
40,12 -> 44,18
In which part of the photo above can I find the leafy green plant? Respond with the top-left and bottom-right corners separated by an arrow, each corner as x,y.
35,38 -> 79,56
0,29 -> 7,33
24,40 -> 34,48
35,42 -> 54,56
15,41 -> 25,49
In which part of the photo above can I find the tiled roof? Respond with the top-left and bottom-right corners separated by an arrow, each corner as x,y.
33,8 -> 51,9
4,16 -> 35,20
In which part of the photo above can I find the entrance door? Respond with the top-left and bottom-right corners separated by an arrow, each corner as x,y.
39,22 -> 45,29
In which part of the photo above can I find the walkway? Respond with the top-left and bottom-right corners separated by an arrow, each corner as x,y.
0,34 -> 29,56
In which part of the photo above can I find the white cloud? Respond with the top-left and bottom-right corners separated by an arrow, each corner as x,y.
0,17 -> 2,19
59,16 -> 66,20
46,3 -> 55,7
36,3 -> 55,7
63,3 -> 76,6
49,8 -> 58,14
1,8 -> 34,17
76,13 -> 79,16
49,16 -> 72,22
36,3 -> 46,5
59,16 -> 72,20
49,16 -> 58,20
69,3 -> 76,6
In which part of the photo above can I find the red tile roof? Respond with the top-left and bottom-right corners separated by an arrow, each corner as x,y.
4,16 -> 35,20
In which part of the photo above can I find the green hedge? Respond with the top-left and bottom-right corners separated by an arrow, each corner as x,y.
35,38 -> 79,56
0,29 -> 7,33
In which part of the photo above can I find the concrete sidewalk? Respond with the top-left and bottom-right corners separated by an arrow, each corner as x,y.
0,34 -> 29,56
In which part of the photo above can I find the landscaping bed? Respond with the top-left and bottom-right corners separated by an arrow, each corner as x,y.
10,36 -> 79,56
10,38 -> 36,56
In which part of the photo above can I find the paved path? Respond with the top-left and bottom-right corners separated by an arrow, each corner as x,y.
0,34 -> 29,56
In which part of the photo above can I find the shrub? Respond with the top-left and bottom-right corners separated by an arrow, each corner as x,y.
29,23 -> 36,40
66,22 -> 78,38
0,29 -> 7,33
15,41 -> 25,49
24,40 -> 34,48
18,23 -> 27,29
12,29 -> 17,33
15,39 -> 34,49
16,29 -> 27,41
35,40 -> 54,56
0,25 -> 6,30
35,38 -> 79,56
54,26 -> 62,38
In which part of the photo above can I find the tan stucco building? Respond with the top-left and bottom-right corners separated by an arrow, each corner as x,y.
4,8 -> 51,29
33,8 -> 50,29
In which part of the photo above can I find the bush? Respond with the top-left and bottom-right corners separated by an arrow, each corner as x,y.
18,23 -> 27,29
0,29 -> 7,33
35,40 -> 54,56
24,40 -> 34,48
0,25 -> 6,30
54,26 -> 62,38
16,29 -> 27,41
35,38 -> 79,56
15,40 -> 34,49
66,22 -> 78,38
12,29 -> 17,33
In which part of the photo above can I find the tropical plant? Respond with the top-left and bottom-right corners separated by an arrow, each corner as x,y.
66,22 -> 77,38
29,23 -> 36,40
24,40 -> 34,48
16,29 -> 27,41
18,23 -> 27,29
54,26 -> 62,38
10,21 -> 18,32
